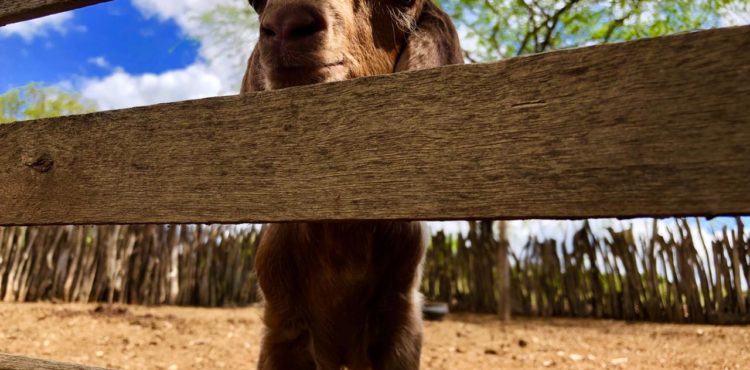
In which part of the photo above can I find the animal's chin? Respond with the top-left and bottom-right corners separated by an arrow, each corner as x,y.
265,61 -> 349,90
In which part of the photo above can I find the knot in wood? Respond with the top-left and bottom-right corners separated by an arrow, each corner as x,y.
23,153 -> 54,173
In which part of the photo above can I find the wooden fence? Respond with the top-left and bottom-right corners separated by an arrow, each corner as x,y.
2,26 -> 750,225
0,0 -> 111,26
1,0 -> 750,367
0,225 -> 260,306
2,219 -> 747,325
423,219 -> 750,324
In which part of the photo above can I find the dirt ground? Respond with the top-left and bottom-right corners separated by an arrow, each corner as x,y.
0,303 -> 748,370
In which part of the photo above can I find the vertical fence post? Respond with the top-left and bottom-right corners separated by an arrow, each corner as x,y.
497,220 -> 511,320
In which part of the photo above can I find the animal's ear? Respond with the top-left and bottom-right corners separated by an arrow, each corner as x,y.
241,47 -> 266,93
394,1 -> 463,72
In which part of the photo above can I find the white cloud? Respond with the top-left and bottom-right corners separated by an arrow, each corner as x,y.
79,0 -> 256,110
81,64 -> 223,110
0,13 -> 76,42
88,56 -> 111,69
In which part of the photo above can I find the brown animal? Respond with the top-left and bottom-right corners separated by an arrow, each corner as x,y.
241,1 -> 462,369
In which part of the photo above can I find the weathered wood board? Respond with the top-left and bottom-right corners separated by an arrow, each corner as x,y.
0,0 -> 111,27
0,353 -> 108,370
0,26 -> 749,225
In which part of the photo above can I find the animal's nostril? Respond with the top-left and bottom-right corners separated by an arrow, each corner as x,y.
288,20 -> 324,39
283,12 -> 325,40
265,7 -> 325,41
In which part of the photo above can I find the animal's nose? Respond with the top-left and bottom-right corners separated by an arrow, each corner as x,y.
261,6 -> 326,42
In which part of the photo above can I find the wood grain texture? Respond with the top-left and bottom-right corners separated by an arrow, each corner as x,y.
1,26 -> 749,225
0,353 -> 108,370
0,0 -> 110,26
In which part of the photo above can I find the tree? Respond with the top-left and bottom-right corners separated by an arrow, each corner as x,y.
0,83 -> 97,124
437,0 -> 750,61
196,4 -> 259,91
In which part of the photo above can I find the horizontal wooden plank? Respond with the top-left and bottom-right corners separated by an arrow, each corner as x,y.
1,26 -> 749,225
0,0 -> 110,27
0,353 -> 108,370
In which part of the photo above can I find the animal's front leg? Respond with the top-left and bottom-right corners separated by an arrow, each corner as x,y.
367,296 -> 423,370
257,323 -> 317,370
306,329 -> 348,370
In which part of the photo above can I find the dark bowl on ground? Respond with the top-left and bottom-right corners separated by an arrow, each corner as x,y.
422,302 -> 449,321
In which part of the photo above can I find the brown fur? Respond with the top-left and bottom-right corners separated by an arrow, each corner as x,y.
241,1 -> 462,369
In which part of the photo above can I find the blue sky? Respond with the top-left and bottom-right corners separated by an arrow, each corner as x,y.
0,1 -> 199,91
0,0 -> 255,109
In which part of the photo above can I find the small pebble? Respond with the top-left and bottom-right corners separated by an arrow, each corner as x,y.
569,353 -> 584,362
611,357 -> 629,366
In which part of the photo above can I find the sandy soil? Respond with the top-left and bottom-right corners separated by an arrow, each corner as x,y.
0,303 -> 748,370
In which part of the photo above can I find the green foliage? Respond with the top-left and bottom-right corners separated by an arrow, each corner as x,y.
196,3 -> 259,90
436,0 -> 750,61
198,4 -> 257,37
0,83 -> 97,124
